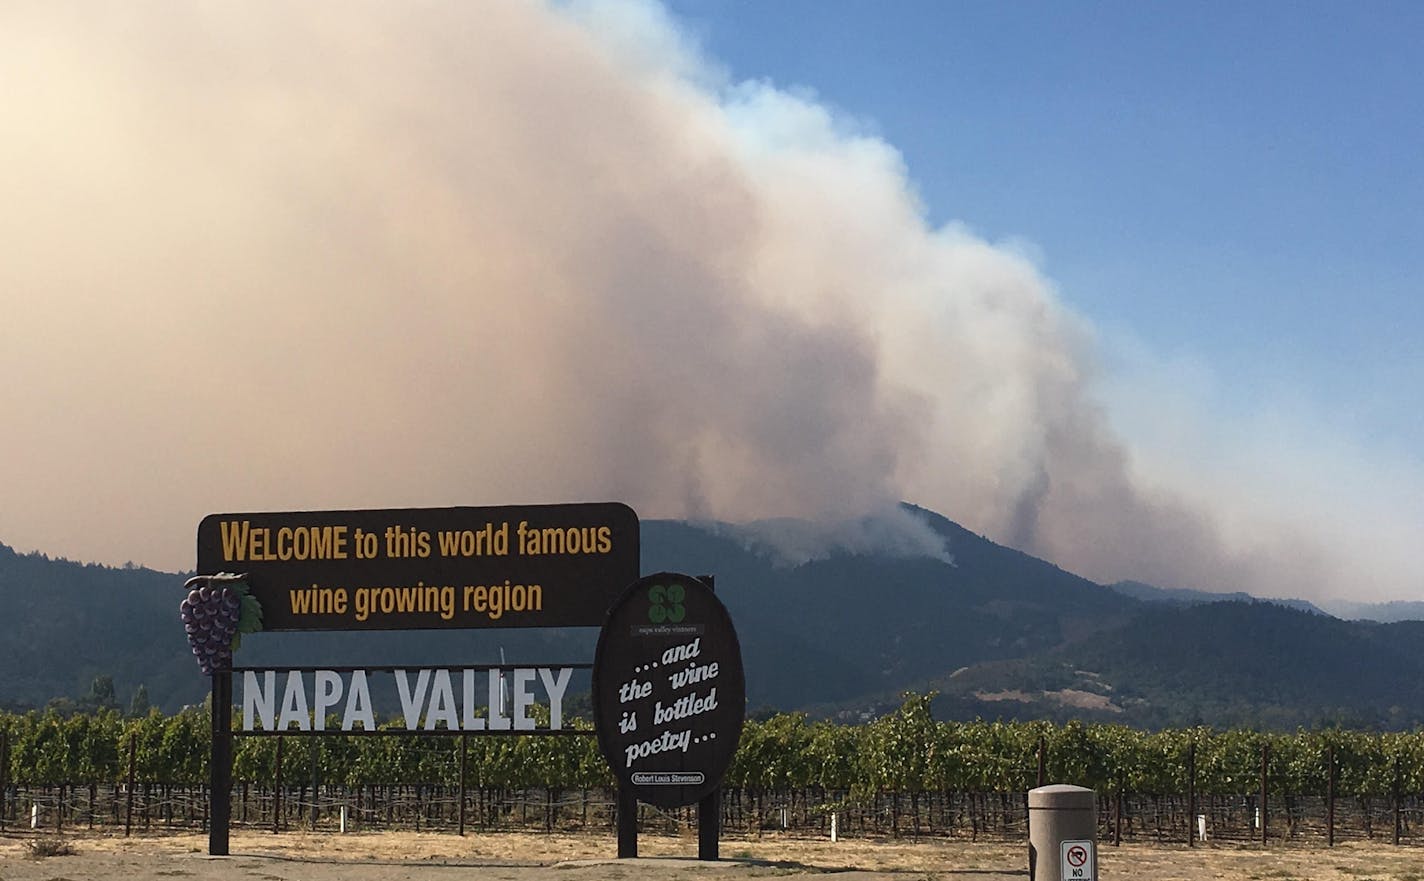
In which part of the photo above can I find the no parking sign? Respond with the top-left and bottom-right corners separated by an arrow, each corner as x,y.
1060,839 -> 1094,880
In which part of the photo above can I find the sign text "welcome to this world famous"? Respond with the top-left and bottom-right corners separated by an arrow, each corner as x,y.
196,503 -> 639,631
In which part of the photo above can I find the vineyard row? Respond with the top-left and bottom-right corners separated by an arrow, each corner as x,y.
3,695 -> 1424,799
7,782 -> 1424,846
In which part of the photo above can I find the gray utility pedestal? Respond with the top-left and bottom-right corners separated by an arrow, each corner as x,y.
1028,784 -> 1097,880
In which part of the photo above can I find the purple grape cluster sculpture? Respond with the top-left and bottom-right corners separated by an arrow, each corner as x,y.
180,575 -> 262,675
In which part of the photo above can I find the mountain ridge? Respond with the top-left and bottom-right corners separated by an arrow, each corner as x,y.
3,506 -> 1422,728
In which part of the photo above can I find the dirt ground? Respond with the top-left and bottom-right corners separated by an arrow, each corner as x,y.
1,829 -> 1421,881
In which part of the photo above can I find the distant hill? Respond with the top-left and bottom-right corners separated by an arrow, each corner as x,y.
5,506 -> 1424,729
1110,579 -> 1424,625
0,543 -> 202,711
1318,599 -> 1424,623
929,601 -> 1424,729
1058,601 -> 1424,729
1109,579 -> 1329,616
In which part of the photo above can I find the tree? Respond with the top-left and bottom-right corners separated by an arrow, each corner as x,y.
82,675 -> 120,713
128,684 -> 151,718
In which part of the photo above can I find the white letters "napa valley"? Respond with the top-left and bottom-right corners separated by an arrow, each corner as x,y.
241,668 -> 573,732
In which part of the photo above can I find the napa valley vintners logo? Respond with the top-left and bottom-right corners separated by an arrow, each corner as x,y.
647,582 -> 685,623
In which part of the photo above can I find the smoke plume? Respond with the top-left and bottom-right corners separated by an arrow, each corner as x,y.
0,0 -> 1412,601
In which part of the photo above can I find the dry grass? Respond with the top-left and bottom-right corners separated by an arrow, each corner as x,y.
23,835 -> 76,858
0,830 -> 1420,880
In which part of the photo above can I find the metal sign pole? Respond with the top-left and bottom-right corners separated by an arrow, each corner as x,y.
209,670 -> 233,855
698,788 -> 720,860
697,574 -> 720,861
617,785 -> 639,857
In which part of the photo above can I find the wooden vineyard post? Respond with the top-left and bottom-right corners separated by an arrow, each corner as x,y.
273,735 -> 284,834
1393,754 -> 1402,846
0,731 -> 7,832
309,739 -> 320,828
1187,741 -> 1196,848
458,735 -> 468,837
1036,736 -> 1046,788
1114,785 -> 1123,846
125,732 -> 136,837
1326,744 -> 1336,848
1260,742 -> 1270,846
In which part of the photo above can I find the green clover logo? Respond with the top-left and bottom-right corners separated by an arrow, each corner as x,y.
648,583 -> 686,623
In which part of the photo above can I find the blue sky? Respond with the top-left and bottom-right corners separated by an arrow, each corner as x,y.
665,0 -> 1423,450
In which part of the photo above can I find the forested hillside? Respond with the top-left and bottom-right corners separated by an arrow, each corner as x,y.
0,543 -> 199,710
5,506 -> 1424,729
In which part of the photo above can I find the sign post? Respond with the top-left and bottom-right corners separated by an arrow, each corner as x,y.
209,670 -> 232,855
592,572 -> 745,860
190,503 -> 640,856
697,575 -> 721,861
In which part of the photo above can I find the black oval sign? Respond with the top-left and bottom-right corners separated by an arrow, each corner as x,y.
592,572 -> 745,807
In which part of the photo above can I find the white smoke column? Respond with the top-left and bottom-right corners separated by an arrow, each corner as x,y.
0,0 -> 1403,600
